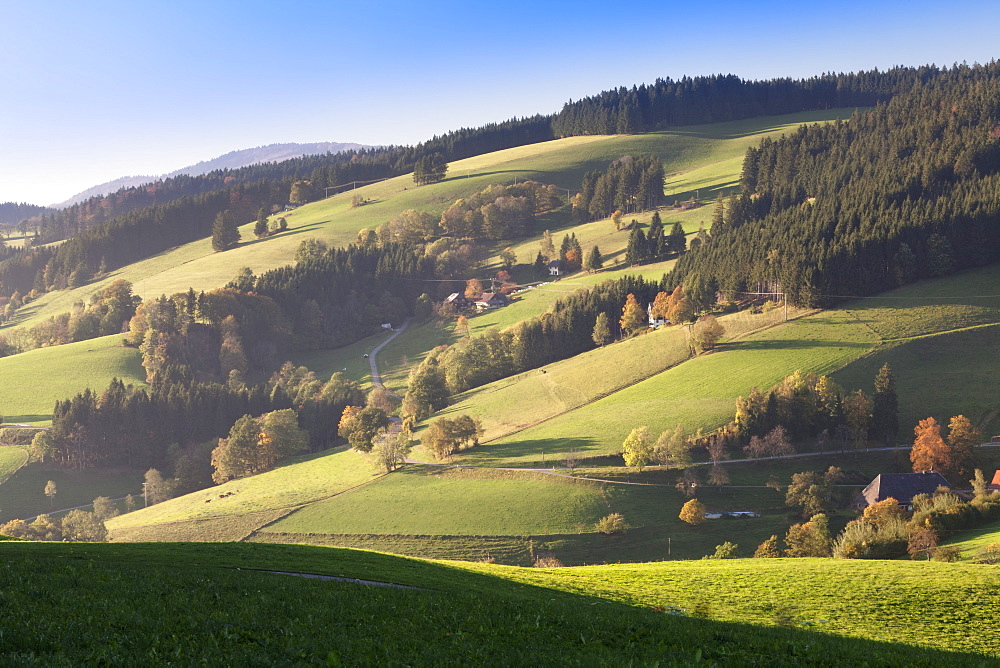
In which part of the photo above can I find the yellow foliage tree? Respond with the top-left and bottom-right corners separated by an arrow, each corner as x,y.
679,498 -> 706,525
910,417 -> 950,474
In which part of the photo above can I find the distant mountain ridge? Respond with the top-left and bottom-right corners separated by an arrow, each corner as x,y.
52,142 -> 366,208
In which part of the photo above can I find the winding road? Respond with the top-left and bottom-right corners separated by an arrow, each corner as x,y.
369,317 -> 412,399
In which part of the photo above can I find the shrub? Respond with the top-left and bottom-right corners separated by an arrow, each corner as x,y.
932,546 -> 960,562
754,535 -> 781,558
833,517 -> 908,559
533,556 -> 564,568
972,542 -> 1000,564
704,541 -> 739,559
595,513 -> 627,535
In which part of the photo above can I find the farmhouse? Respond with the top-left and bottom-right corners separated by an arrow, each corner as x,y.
444,293 -> 470,309
548,260 -> 562,276
853,472 -> 951,510
474,292 -> 508,310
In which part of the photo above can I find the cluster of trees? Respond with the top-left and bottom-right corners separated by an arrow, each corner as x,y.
551,66 -> 946,136
672,63 -> 1000,305
1,279 -> 139,352
244,242 -> 437,351
424,414 -> 484,460
211,409 -> 308,483
419,275 -> 661,395
0,509 -> 108,542
763,476 -> 1000,561
35,363 -> 363,476
910,414 -> 983,479
732,365 -> 900,451
125,287 -> 289,384
413,153 -> 448,185
0,202 -> 53,226
624,213 -> 689,265
435,181 -> 562,241
574,156 -> 665,220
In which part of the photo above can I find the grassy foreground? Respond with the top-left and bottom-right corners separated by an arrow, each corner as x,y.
0,541 -> 991,665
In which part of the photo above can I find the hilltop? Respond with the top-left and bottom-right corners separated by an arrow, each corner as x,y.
50,141 -> 368,208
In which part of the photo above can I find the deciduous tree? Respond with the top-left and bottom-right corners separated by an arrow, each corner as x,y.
619,293 -> 646,337
947,414 -> 982,478
679,498 -> 706,525
621,426 -> 654,471
911,417 -> 950,474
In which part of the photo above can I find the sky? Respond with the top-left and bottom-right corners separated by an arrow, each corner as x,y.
1,0 -> 998,206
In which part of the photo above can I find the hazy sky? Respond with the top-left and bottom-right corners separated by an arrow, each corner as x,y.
2,0 -> 998,205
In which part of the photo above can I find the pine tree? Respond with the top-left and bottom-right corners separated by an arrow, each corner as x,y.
872,363 -> 899,446
211,210 -> 240,252
254,208 -> 269,238
583,245 -> 603,273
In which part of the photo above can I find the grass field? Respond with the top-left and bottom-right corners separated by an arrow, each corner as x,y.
0,541 -> 992,664
0,334 -> 146,425
0,445 -> 27,485
457,308 -> 876,466
106,447 -> 377,533
426,305 -> 794,448
0,461 -> 143,522
262,466 -> 611,537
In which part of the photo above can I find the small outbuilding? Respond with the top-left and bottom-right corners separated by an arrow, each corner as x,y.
444,293 -> 470,309
989,470 -> 1000,491
548,260 -> 562,276
853,472 -> 951,511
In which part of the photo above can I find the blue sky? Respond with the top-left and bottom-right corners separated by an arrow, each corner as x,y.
1,0 -> 998,205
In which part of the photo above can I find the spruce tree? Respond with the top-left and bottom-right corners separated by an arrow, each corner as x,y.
211,210 -> 240,252
871,363 -> 899,446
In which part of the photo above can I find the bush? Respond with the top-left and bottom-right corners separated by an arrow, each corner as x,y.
532,556 -> 564,568
972,542 -> 1000,564
833,517 -> 908,559
704,541 -> 739,559
932,546 -> 960,562
595,513 -> 627,535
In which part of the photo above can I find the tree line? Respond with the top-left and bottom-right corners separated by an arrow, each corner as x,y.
671,62 -> 1000,305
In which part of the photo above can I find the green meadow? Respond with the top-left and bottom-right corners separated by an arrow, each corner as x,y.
0,445 -> 27,485
0,334 -> 146,425
0,541 -> 993,664
106,447 -> 376,534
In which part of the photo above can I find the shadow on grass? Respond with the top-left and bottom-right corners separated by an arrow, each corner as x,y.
459,437 -> 602,466
0,541 -> 987,664
725,338 -> 872,352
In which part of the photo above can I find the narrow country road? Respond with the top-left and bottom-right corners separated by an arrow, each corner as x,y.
369,317 -> 412,399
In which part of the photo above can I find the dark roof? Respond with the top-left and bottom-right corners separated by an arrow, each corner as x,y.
548,260 -> 561,268
475,292 -> 506,304
856,472 -> 951,507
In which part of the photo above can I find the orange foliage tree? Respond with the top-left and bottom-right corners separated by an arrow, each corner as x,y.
910,417 -> 950,474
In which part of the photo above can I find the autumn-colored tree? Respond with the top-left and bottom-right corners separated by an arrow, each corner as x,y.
842,390 -> 872,450
456,315 -> 470,337
907,526 -> 939,560
947,414 -> 982,477
44,480 -> 57,508
707,463 -> 730,486
679,498 -> 706,525
464,278 -> 484,300
862,497 -> 907,529
649,291 -> 671,321
784,514 -> 833,557
754,535 -> 781,558
499,247 -> 517,269
911,417 -> 950,474
622,426 -> 654,471
564,247 -> 582,271
619,293 -> 646,337
666,287 -> 694,323
691,315 -> 725,352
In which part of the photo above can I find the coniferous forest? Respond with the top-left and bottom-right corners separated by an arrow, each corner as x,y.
671,63 -> 1000,304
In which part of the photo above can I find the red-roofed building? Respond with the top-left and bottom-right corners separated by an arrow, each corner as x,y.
989,470 -> 1000,491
